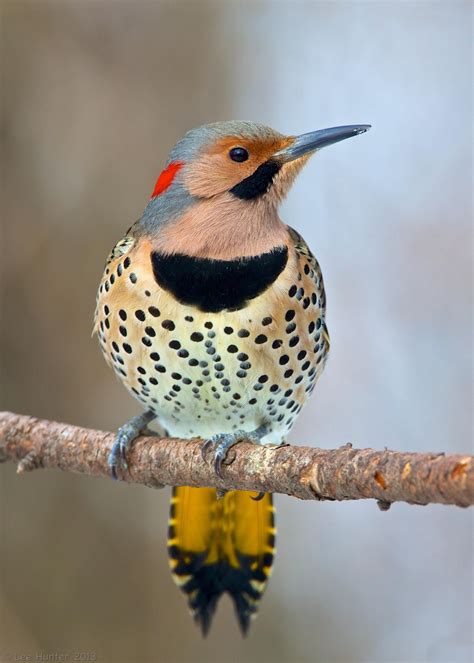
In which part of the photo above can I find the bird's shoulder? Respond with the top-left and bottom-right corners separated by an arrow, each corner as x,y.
93,224 -> 141,334
287,225 -> 325,284
103,223 -> 139,269
287,225 -> 317,264
286,224 -> 330,345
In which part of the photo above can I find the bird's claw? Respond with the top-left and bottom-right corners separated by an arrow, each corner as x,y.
200,434 -> 220,462
267,441 -> 290,451
201,432 -> 245,478
201,424 -> 269,479
108,426 -> 132,479
251,492 -> 266,501
108,410 -> 156,480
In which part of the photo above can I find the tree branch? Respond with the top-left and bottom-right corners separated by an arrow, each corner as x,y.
0,411 -> 472,508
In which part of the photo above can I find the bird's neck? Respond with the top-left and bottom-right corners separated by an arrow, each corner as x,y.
149,193 -> 289,260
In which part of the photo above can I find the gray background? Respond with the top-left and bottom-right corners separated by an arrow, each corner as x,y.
1,2 -> 472,662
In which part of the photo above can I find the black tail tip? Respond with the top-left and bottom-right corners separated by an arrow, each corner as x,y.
193,599 -> 253,637
192,592 -> 220,637
178,556 -> 265,636
192,585 -> 257,637
195,610 -> 213,638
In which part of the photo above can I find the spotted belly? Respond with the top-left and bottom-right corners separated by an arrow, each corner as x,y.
95,235 -> 329,442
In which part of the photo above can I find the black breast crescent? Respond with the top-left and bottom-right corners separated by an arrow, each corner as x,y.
151,246 -> 288,313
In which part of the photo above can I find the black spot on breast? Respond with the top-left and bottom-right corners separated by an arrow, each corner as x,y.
150,247 -> 288,313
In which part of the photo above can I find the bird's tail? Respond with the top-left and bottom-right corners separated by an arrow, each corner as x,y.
167,486 -> 276,635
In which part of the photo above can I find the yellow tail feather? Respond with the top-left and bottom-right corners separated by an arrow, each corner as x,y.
167,486 -> 276,635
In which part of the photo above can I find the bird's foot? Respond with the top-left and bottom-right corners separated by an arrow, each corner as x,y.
108,410 -> 157,480
201,423 -> 269,479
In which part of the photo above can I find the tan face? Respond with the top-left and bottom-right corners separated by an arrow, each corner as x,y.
183,135 -> 294,198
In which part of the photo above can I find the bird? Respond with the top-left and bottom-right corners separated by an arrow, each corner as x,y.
94,120 -> 370,635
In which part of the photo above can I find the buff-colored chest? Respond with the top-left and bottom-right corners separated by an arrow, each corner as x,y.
95,234 -> 329,441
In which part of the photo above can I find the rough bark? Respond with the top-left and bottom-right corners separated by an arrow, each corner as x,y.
0,411 -> 472,508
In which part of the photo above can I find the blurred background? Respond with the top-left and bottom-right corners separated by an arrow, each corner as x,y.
1,2 -> 472,662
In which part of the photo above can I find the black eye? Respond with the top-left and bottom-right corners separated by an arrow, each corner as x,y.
229,147 -> 249,162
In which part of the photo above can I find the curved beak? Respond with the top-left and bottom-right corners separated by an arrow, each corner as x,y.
275,124 -> 371,162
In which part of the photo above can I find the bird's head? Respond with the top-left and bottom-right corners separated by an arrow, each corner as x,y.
141,121 -> 370,258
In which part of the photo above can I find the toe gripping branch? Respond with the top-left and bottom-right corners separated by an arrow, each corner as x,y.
108,410 -> 157,480
201,424 -> 269,479
200,425 -> 271,503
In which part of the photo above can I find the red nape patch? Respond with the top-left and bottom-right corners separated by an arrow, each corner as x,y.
150,161 -> 184,199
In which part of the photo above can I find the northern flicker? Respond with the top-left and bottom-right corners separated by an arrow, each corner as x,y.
94,121 -> 370,635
